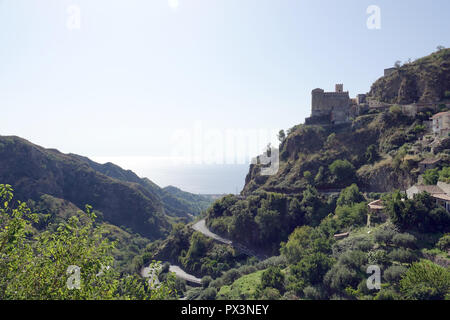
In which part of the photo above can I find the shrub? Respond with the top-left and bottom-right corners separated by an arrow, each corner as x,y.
367,249 -> 389,266
365,144 -> 379,163
374,228 -> 397,245
290,252 -> 334,288
261,266 -> 285,293
400,260 -> 450,300
383,265 -> 408,283
329,160 -> 356,184
324,264 -> 359,292
439,167 -> 450,183
259,287 -> 282,300
387,248 -> 418,264
222,269 -> 242,285
374,288 -> 401,300
336,184 -> 365,207
335,203 -> 368,227
423,168 -> 440,185
436,234 -> 450,251
209,278 -> 224,289
201,276 -> 213,288
199,287 -> 217,300
338,250 -> 367,270
392,233 -> 417,248
303,286 -> 322,300
389,105 -> 402,115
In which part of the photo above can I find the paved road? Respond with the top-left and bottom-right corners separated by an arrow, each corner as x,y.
191,219 -> 267,260
192,219 -> 232,245
169,265 -> 202,284
141,263 -> 202,285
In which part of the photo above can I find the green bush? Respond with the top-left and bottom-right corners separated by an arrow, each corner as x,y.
392,233 -> 417,248
199,287 -> 217,300
329,160 -> 356,185
423,168 -> 439,185
374,228 -> 397,245
400,260 -> 450,300
222,269 -> 242,285
437,234 -> 450,251
303,286 -> 322,300
336,184 -> 365,207
387,248 -> 418,264
261,266 -> 285,293
259,287 -> 282,300
383,265 -> 407,283
201,276 -> 213,288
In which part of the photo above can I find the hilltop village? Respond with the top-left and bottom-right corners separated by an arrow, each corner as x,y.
306,67 -> 450,128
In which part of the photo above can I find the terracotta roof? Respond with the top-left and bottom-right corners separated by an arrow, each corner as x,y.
334,232 -> 350,239
413,185 -> 446,195
419,158 -> 441,165
431,111 -> 450,119
368,199 -> 384,210
432,194 -> 450,201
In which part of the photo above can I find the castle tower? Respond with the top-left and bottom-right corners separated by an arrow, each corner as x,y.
335,84 -> 344,93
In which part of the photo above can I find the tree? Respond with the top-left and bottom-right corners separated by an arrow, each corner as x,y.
365,144 -> 379,164
336,184 -> 365,207
329,159 -> 355,184
326,133 -> 336,147
314,166 -> 325,185
436,45 -> 445,52
0,184 -> 175,300
423,168 -> 439,185
201,276 -> 213,288
439,167 -> 450,183
290,252 -> 334,289
394,60 -> 402,68
384,191 -> 450,232
303,171 -> 313,184
335,203 -> 368,227
277,130 -> 286,143
199,287 -> 217,300
261,266 -> 285,293
281,225 -> 332,264
400,260 -> 450,300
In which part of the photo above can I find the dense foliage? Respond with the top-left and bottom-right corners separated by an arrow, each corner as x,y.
0,184 -> 176,300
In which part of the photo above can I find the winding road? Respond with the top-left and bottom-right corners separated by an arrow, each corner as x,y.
191,219 -> 268,260
192,219 -> 232,245
141,218 -> 267,286
141,263 -> 202,285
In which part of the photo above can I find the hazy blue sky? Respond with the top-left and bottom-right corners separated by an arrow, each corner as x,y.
0,0 -> 449,193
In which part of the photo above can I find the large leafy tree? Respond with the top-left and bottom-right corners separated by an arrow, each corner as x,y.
0,184 -> 175,300
400,260 -> 450,300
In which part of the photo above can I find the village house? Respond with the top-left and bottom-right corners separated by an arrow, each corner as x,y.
431,111 -> 450,137
406,183 -> 450,212
367,199 -> 387,227
419,158 -> 442,173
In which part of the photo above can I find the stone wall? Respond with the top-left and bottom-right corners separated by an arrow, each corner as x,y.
311,88 -> 350,123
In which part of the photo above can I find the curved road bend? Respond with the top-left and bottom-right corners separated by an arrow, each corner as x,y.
192,219 -> 232,245
192,219 -> 267,260
141,264 -> 202,285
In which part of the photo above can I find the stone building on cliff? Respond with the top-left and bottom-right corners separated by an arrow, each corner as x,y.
305,84 -> 352,125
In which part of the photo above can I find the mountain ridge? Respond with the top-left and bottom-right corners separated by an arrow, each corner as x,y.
0,135 -> 213,239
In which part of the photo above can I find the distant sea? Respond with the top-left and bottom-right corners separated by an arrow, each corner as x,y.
145,164 -> 250,195
91,156 -> 250,194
